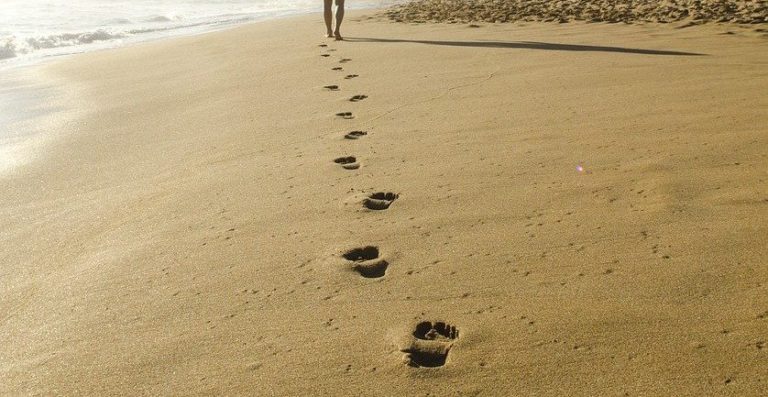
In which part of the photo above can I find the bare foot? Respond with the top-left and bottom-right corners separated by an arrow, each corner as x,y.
335,32 -> 343,41
326,31 -> 334,38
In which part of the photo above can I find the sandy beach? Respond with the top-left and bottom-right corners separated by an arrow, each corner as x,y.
1,7 -> 767,396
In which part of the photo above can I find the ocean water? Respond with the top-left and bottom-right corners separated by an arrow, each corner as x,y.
0,0 -> 400,68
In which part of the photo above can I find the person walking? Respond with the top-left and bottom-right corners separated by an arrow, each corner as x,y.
324,0 -> 345,40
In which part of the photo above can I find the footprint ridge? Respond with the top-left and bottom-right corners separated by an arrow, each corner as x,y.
342,246 -> 389,278
344,130 -> 367,140
402,321 -> 460,368
363,192 -> 399,210
334,156 -> 360,170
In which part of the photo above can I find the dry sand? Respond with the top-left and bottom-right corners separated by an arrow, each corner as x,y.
1,9 -> 767,396
386,0 -> 767,24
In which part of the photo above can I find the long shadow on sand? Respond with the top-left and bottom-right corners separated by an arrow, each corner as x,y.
345,37 -> 706,56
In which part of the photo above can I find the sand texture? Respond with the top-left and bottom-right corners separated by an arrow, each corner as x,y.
1,10 -> 767,396
385,0 -> 768,24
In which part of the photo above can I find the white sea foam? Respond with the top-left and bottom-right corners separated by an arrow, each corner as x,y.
0,0 -> 402,68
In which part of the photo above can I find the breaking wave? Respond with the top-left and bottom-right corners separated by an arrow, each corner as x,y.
0,0 -> 404,66
1,30 -> 125,60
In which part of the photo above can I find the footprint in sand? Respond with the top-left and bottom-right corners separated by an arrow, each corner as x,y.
349,95 -> 368,102
332,67 -> 343,71
321,54 -> 331,57
363,192 -> 398,210
345,74 -> 359,80
402,321 -> 459,368
334,156 -> 360,170
344,130 -> 367,140
319,44 -> 328,47
336,112 -> 354,119
342,246 -> 389,278
339,58 -> 352,63
324,85 -> 340,91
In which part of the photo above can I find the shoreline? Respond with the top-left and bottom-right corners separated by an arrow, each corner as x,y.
0,7 -> 381,174
0,2 -> 400,72
0,70 -> 67,174
2,9 -> 768,396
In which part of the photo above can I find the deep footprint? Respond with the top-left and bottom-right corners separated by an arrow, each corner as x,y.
334,156 -> 360,170
402,321 -> 459,368
413,321 -> 459,341
349,95 -> 368,102
363,192 -> 398,210
332,67 -> 343,71
342,246 -> 389,278
319,44 -> 328,47
344,131 -> 367,140
339,58 -> 352,63
324,85 -> 339,91
345,74 -> 359,80
336,112 -> 354,119
320,54 -> 330,57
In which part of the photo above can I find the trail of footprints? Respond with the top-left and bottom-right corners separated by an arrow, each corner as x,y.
318,43 -> 459,368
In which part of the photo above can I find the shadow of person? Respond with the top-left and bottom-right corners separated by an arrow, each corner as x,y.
344,37 -> 706,56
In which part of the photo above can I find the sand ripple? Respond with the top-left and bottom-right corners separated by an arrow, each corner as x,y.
385,0 -> 767,24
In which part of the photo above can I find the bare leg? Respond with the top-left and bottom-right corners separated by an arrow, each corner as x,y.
334,0 -> 345,40
323,0 -> 333,37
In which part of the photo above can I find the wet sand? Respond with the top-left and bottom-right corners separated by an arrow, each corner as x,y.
1,10 -> 767,396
